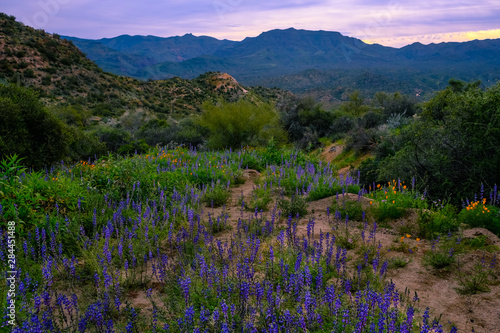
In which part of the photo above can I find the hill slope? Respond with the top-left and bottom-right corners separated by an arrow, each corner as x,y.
0,13 -> 289,116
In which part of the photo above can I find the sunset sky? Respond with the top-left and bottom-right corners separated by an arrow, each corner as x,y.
2,0 -> 500,47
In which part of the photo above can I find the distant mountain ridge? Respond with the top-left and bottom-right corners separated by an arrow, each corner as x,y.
64,28 -> 500,101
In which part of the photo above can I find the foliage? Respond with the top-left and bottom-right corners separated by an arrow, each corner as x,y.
417,208 -> 459,239
0,84 -> 71,168
52,104 -> 92,127
199,99 -> 287,149
424,249 -> 456,270
377,80 -> 500,203
340,91 -> 371,116
388,257 -> 410,269
201,183 -> 231,207
90,125 -> 133,152
456,263 -> 491,295
278,95 -> 334,148
458,200 -> 500,236
242,186 -> 273,212
371,202 -> 407,223
333,199 -> 364,221
278,194 -> 308,218
373,91 -> 420,119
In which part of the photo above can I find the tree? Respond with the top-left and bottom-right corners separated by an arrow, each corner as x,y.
199,99 -> 287,149
340,91 -> 371,116
377,80 -> 500,202
277,95 -> 333,146
0,84 -> 70,168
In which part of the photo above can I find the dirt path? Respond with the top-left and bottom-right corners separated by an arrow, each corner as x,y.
321,143 -> 344,163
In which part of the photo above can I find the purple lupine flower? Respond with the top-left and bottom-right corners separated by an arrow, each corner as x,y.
180,276 -> 191,305
379,260 -> 388,277
421,308 -> 430,333
185,306 -> 195,326
295,252 -> 302,272
406,306 -> 415,329
378,314 -> 385,333
220,299 -> 228,320
277,230 -> 285,247
316,266 -> 323,292
212,308 -> 220,322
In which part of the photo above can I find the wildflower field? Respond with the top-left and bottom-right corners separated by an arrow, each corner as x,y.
0,145 -> 499,332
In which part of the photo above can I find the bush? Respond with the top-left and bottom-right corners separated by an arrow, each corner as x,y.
278,195 -> 308,218
242,187 -> 273,212
201,184 -> 231,207
91,125 -> 132,152
458,202 -> 500,236
378,81 -> 500,203
240,153 -> 263,171
199,99 -> 287,149
424,250 -> 455,270
371,202 -> 406,222
361,111 -> 383,128
308,183 -> 360,201
329,115 -> 355,138
417,210 -> 459,239
333,199 -> 364,221
0,84 -> 71,168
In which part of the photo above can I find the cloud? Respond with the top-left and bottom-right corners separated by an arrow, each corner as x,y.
363,28 -> 500,47
2,0 -> 499,45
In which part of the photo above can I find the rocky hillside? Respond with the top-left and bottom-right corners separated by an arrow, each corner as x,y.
0,13 -> 291,117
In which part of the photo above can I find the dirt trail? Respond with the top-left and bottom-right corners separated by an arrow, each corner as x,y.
321,143 -> 344,163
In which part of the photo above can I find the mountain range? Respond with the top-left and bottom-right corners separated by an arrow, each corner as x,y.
64,28 -> 500,102
0,13 -> 288,116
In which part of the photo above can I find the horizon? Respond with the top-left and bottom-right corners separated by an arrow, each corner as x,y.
2,0 -> 500,48
59,26 -> 500,49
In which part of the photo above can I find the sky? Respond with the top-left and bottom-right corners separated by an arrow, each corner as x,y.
2,0 -> 500,47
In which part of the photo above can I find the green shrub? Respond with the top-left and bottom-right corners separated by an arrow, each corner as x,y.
242,187 -> 273,212
417,210 -> 459,239
0,84 -> 72,168
458,203 -> 500,236
388,257 -> 410,269
371,202 -> 407,222
240,153 -> 263,171
278,195 -> 308,218
456,263 -> 491,295
199,99 -> 287,149
377,81 -> 500,204
202,184 -> 231,207
308,183 -> 360,201
424,250 -> 455,270
0,155 -> 85,233
91,125 -> 132,152
333,199 -> 364,221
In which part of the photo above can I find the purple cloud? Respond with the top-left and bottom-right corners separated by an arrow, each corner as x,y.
1,0 -> 499,45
